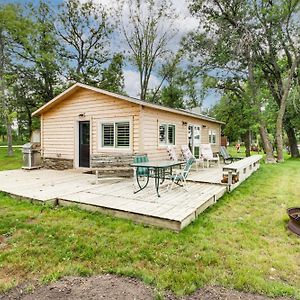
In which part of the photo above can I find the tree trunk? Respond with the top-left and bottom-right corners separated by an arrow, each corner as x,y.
285,123 -> 300,158
275,109 -> 285,162
6,116 -> 13,156
259,125 -> 276,163
26,105 -> 32,139
275,57 -> 299,162
244,130 -> 251,157
246,51 -> 276,163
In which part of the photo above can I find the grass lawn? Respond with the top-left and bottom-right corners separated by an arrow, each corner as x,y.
0,147 -> 22,171
0,148 -> 299,299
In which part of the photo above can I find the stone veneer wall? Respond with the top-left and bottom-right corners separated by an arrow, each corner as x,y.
91,153 -> 147,177
90,153 -> 136,168
43,158 -> 73,170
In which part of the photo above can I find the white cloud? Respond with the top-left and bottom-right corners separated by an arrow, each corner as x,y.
124,69 -> 161,98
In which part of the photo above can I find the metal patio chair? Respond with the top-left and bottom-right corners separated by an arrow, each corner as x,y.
168,157 -> 195,191
181,145 -> 204,170
200,144 -> 220,167
219,146 -> 243,165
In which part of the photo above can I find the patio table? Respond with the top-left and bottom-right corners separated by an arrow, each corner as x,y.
131,160 -> 185,197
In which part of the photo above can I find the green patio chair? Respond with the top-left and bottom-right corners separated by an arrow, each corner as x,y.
133,155 -> 152,177
168,157 -> 195,191
219,146 -> 243,164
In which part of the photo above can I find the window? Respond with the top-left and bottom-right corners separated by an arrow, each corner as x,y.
209,130 -> 217,144
116,122 -> 130,147
159,124 -> 175,145
101,121 -> 130,148
102,123 -> 114,147
159,124 -> 167,144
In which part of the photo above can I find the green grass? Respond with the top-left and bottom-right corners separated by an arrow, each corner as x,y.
0,148 -> 299,298
0,147 -> 22,171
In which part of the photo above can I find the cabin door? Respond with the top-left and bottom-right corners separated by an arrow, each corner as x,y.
188,125 -> 201,159
79,121 -> 90,168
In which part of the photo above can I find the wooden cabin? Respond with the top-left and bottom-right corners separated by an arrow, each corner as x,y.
32,83 -> 223,170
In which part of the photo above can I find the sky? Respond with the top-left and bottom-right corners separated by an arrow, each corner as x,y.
0,0 -> 221,108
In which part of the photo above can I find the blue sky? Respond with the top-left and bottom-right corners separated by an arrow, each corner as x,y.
1,0 -> 221,108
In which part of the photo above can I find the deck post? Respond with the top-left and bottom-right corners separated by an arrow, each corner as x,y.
228,170 -> 233,191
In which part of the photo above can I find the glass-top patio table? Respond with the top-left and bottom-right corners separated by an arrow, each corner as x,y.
131,160 -> 186,197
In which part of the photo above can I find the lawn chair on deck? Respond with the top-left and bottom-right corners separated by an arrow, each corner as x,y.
133,155 -> 151,178
168,157 -> 195,191
219,146 -> 243,164
167,145 -> 178,161
181,145 -> 204,170
201,144 -> 220,167
132,155 -> 153,192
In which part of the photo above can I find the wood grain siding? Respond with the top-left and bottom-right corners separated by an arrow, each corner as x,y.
141,107 -> 221,161
41,88 -> 140,162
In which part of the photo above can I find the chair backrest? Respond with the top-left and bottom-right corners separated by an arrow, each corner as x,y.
201,144 -> 214,159
219,146 -> 230,159
182,157 -> 195,179
181,145 -> 194,161
134,155 -> 149,164
167,145 -> 178,161
133,155 -> 149,176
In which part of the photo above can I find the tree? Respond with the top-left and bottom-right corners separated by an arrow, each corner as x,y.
6,1 -> 62,138
0,4 -> 23,155
56,0 -> 114,85
148,56 -> 203,109
99,53 -> 126,94
187,0 -> 300,162
122,0 -> 177,100
207,76 -> 261,156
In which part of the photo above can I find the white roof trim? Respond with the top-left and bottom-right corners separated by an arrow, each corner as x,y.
32,82 -> 224,124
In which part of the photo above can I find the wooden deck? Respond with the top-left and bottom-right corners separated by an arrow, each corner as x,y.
188,166 -> 224,184
0,169 -> 226,231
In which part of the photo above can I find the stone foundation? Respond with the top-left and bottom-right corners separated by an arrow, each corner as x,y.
91,153 -> 146,177
43,157 -> 73,170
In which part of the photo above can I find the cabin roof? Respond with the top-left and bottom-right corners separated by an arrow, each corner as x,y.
32,82 -> 224,124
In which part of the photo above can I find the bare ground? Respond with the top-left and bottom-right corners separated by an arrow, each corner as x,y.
0,275 -> 295,300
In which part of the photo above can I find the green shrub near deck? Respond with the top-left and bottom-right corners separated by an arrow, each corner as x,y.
0,147 -> 299,298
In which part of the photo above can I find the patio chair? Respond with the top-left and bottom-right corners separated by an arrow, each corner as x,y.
181,145 -> 204,170
167,145 -> 178,161
219,146 -> 243,164
201,144 -> 220,168
133,155 -> 151,178
168,157 -> 195,191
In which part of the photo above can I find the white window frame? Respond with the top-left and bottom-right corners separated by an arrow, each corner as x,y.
98,118 -> 132,152
209,129 -> 217,145
158,123 -> 176,146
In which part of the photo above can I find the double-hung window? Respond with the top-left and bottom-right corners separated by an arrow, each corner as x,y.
101,121 -> 130,148
159,124 -> 175,145
209,130 -> 217,144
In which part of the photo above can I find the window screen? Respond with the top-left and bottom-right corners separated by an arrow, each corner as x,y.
116,122 -> 130,147
102,123 -> 114,147
159,124 -> 167,144
168,125 -> 175,145
209,130 -> 216,144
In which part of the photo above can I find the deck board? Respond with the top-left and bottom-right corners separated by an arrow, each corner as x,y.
0,168 -> 227,230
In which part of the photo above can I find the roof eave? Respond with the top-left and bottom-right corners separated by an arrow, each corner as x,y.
31,82 -> 224,125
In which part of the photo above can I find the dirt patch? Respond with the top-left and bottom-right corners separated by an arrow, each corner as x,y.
181,286 -> 294,300
0,236 -> 9,250
0,275 -> 295,300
